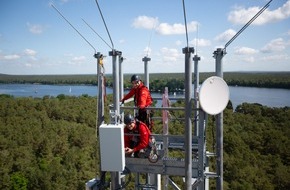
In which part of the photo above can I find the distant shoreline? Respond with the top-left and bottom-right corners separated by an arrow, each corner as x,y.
1,72 -> 290,90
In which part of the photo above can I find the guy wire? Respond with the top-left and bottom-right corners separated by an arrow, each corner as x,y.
95,0 -> 114,50
82,18 -> 113,50
223,0 -> 272,51
146,19 -> 156,57
182,0 -> 189,48
51,4 -> 96,54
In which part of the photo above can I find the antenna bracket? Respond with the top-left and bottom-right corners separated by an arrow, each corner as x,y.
109,50 -> 122,56
182,47 -> 194,54
142,57 -> 151,62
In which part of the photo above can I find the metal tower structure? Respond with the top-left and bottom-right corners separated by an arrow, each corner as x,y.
83,0 -> 272,189
88,44 -> 229,189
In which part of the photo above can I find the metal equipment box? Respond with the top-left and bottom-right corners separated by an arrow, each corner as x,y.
99,124 -> 125,172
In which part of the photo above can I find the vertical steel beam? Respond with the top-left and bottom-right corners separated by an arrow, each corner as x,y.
109,50 -> 122,124
182,47 -> 194,189
198,110 -> 207,190
95,52 -> 105,185
119,55 -> 124,102
109,49 -> 122,190
143,55 -> 160,189
162,87 -> 169,189
193,54 -> 201,190
193,55 -> 200,136
213,48 -> 225,190
119,55 -> 124,123
96,52 -> 105,127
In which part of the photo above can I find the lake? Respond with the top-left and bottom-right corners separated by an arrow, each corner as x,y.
1,84 -> 290,109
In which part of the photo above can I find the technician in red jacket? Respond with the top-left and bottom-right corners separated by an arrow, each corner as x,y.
123,114 -> 151,158
121,74 -> 153,127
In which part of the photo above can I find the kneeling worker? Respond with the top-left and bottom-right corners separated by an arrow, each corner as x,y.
123,114 -> 151,158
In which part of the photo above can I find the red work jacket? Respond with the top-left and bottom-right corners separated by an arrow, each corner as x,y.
124,121 -> 151,152
122,82 -> 152,109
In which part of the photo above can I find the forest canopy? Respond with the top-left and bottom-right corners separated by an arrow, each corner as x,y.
0,94 -> 289,189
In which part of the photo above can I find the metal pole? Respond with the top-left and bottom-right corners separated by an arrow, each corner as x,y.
119,55 -> 124,101
109,49 -> 122,190
142,55 -> 159,189
162,87 -> 169,190
183,47 -> 194,189
193,54 -> 201,190
213,48 -> 225,190
119,55 -> 124,124
95,52 -> 105,184
96,52 -> 105,126
193,55 -> 200,136
110,49 -> 121,123
197,110 -> 206,190
142,56 -> 151,89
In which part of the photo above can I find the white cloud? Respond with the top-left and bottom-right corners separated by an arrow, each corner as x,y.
1,54 -> 20,60
228,0 -> 290,25
190,38 -> 211,47
119,39 -> 125,44
132,16 -> 158,30
160,47 -> 182,62
0,49 -> 37,62
157,23 -> 182,35
143,46 -> 152,56
156,21 -> 198,35
234,47 -> 258,55
27,22 -> 46,34
215,29 -> 236,43
175,40 -> 182,46
24,49 -> 37,56
70,56 -> 86,64
132,16 -> 198,35
49,0 -> 69,5
241,56 -> 255,63
261,53 -> 290,61
25,63 -> 33,67
261,38 -> 287,53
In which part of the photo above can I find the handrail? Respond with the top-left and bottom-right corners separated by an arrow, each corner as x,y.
121,106 -> 201,111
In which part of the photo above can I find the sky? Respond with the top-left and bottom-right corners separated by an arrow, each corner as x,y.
0,0 -> 289,75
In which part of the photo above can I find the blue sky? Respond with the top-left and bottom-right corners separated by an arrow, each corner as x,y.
0,0 -> 289,75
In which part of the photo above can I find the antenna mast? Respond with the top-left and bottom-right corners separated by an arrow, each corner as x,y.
213,1 -> 272,190
94,1 -> 123,189
181,0 -> 195,189
195,23 -> 199,55
146,20 -> 156,57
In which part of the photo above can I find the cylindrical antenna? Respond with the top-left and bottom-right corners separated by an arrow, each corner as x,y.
51,4 -> 96,53
223,0 -> 272,51
195,23 -> 199,55
146,20 -> 156,57
95,0 -> 114,50
182,0 -> 189,48
82,18 -> 113,50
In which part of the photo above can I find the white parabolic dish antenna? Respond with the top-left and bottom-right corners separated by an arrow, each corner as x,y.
199,76 -> 230,115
